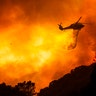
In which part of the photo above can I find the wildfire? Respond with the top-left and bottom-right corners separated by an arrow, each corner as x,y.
0,0 -> 96,91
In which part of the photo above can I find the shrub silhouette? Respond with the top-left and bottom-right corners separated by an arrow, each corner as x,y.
0,81 -> 36,96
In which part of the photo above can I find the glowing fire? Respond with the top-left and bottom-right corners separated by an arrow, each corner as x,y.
0,23 -> 77,68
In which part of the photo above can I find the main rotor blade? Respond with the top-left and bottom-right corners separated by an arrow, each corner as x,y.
76,17 -> 82,23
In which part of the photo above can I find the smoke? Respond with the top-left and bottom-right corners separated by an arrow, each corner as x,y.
0,0 -> 96,91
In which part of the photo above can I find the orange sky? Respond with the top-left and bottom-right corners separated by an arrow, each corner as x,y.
0,0 -> 96,91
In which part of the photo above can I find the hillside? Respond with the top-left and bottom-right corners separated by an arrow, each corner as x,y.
38,63 -> 96,96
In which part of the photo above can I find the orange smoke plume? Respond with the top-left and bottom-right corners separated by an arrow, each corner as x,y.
0,0 -> 96,91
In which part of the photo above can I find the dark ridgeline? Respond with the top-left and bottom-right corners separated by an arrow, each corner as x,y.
0,81 -> 36,96
0,63 -> 96,96
38,63 -> 96,96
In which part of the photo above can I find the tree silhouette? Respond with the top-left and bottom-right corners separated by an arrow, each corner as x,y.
0,81 -> 36,96
15,81 -> 36,96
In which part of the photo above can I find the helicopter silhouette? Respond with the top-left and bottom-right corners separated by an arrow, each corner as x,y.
58,17 -> 84,30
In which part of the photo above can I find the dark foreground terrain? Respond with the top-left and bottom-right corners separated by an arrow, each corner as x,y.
0,63 -> 96,96
38,63 -> 96,96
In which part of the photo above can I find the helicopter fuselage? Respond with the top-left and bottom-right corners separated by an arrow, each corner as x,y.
63,23 -> 84,30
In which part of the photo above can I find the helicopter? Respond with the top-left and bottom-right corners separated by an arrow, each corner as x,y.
58,17 -> 84,30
